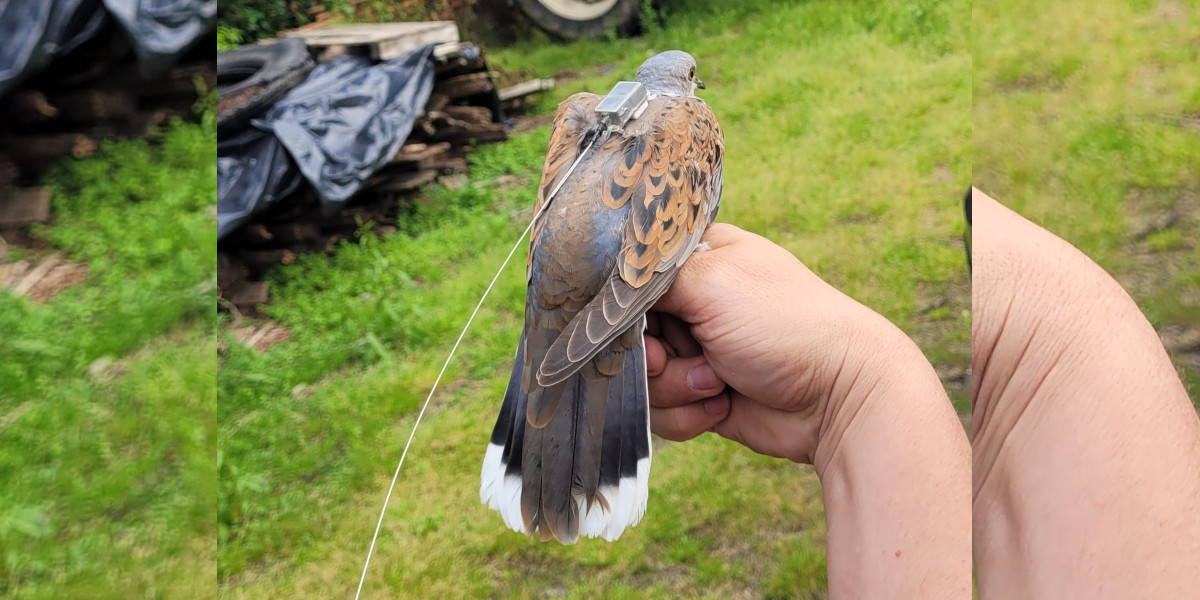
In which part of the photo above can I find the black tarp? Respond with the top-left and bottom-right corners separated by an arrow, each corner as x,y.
217,127 -> 303,239
0,0 -> 214,99
103,0 -> 217,76
217,45 -> 436,239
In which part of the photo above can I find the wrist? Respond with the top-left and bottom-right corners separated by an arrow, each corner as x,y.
811,313 -> 942,477
811,317 -> 972,597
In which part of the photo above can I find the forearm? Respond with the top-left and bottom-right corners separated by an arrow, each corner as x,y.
817,325 -> 972,599
972,193 -> 1200,598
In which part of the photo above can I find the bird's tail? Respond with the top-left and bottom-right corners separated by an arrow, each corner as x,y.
480,327 -> 650,543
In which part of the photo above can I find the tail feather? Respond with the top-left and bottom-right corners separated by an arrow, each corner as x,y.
481,343 -> 528,532
481,320 -> 652,543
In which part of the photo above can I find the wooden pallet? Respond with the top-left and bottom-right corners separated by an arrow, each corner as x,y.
279,21 -> 460,62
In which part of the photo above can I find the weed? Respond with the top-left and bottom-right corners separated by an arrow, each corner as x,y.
0,119 -> 216,597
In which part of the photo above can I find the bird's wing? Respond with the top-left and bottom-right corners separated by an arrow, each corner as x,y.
527,92 -> 603,281
536,96 -> 724,386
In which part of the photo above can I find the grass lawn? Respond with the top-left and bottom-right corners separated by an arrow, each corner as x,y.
217,0 -> 970,597
973,0 -> 1200,408
0,119 -> 217,597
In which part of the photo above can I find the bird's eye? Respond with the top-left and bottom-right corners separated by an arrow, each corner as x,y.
689,68 -> 695,79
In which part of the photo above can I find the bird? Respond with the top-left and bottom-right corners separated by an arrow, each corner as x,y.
480,50 -> 725,544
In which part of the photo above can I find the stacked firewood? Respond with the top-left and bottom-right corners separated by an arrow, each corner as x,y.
0,38 -> 215,242
219,41 -> 552,314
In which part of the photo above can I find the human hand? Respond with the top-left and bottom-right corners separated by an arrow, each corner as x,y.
644,223 -> 944,472
643,223 -> 971,597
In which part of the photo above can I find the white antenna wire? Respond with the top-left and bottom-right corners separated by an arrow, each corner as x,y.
353,137 -> 597,599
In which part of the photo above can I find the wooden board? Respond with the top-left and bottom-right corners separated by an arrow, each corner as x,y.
280,21 -> 460,62
499,78 -> 557,102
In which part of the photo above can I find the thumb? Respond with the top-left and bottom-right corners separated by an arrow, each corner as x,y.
653,223 -> 753,316
655,223 -> 795,319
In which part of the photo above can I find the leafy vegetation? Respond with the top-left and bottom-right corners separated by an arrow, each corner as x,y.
218,0 -> 970,597
0,117 -> 217,597
217,25 -> 243,51
216,0 -> 318,44
974,0 -> 1200,407
216,0 -> 474,45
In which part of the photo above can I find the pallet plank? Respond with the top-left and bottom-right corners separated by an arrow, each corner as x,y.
279,21 -> 460,62
499,78 -> 557,102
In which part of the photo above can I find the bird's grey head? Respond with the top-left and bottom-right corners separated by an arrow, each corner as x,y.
635,50 -> 704,97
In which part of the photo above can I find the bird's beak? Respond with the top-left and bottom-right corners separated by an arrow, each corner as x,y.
695,78 -> 706,89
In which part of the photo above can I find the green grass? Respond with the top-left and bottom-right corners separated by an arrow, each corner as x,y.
973,0 -> 1200,407
0,120 -> 217,597
218,0 -> 970,597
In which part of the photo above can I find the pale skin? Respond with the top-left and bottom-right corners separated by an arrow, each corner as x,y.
643,223 -> 972,599
650,205 -> 1200,597
970,190 -> 1200,598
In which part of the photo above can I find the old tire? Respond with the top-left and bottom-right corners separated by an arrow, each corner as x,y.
514,0 -> 643,39
217,38 -> 314,134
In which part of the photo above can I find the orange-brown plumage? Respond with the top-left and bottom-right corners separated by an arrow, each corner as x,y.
483,50 -> 724,544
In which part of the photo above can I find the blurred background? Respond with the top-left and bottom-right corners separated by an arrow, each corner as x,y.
974,0 -> 1200,411
0,0 -> 216,597
216,0 -> 968,598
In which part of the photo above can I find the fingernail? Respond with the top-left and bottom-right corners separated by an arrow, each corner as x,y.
687,364 -> 719,391
703,395 -> 729,415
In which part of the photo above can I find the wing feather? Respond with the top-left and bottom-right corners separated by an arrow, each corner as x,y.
538,97 -> 724,386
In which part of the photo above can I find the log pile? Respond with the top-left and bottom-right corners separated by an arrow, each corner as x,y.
0,33 -> 214,245
218,38 -> 553,315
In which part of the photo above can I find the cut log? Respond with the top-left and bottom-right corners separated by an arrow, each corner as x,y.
229,281 -> 270,309
443,105 -> 493,125
6,91 -> 59,123
390,142 -> 451,165
434,42 -> 487,75
423,110 -> 457,128
424,92 -> 450,113
5,134 -> 97,171
51,89 -> 136,122
433,42 -> 472,61
434,72 -> 495,100
120,109 -> 177,137
429,122 -> 507,146
370,169 -> 438,194
423,157 -> 468,174
0,188 -> 52,227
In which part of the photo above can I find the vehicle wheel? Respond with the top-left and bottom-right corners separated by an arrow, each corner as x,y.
217,38 -> 314,134
513,0 -> 644,39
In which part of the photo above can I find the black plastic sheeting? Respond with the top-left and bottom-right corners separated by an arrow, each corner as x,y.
217,45 -> 436,240
217,127 -> 303,240
103,0 -> 217,76
0,0 -> 214,99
